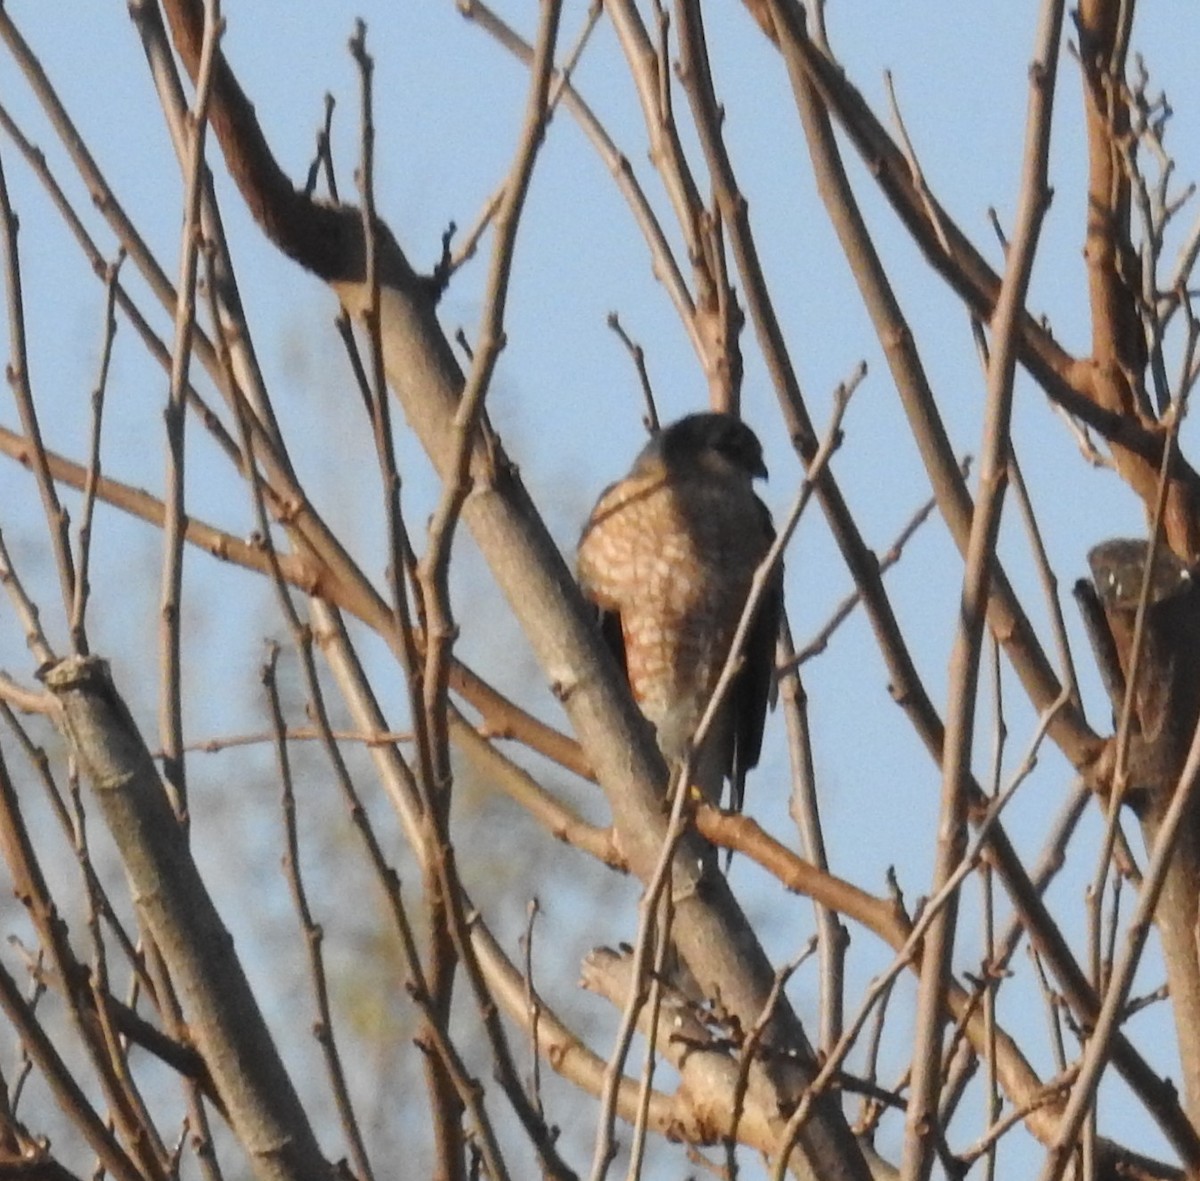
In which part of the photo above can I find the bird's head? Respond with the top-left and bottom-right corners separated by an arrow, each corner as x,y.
636,412 -> 768,483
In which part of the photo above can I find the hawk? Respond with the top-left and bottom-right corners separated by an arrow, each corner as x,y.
577,412 -> 780,810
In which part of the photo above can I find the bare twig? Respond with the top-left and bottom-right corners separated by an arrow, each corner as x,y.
304,92 -> 338,202
158,0 -> 222,828
902,9 -> 1062,1176
586,758 -> 694,1181
727,945 -> 813,1171
883,70 -> 952,255
70,254 -> 123,656
779,611 -> 844,1054
783,457 -> 971,671
0,955 -> 143,1181
265,647 -> 376,1181
606,312 -> 659,432
0,526 -> 55,669
0,148 -> 75,616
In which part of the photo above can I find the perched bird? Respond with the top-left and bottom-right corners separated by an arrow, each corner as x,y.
577,412 -> 781,811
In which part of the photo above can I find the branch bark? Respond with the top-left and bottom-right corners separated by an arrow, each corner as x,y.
43,656 -> 335,1181
154,2 -> 872,1177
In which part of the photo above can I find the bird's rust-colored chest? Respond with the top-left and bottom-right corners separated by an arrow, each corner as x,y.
577,471 -> 771,728
579,474 -> 765,602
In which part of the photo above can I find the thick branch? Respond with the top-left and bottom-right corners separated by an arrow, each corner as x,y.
44,657 -> 335,1181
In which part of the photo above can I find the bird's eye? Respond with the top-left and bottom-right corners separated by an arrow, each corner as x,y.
714,429 -> 740,460
719,435 -> 748,465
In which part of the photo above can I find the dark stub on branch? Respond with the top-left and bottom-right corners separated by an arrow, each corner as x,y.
1075,538 -> 1200,807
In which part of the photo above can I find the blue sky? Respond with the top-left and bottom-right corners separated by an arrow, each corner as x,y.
3,2 -> 1200,1176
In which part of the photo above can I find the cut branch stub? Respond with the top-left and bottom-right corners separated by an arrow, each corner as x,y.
1085,537 -> 1200,1123
1086,538 -> 1200,803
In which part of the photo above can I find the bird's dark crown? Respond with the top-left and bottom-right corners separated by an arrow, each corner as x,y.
635,412 -> 768,481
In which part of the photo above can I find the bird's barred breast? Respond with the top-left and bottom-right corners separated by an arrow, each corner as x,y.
577,475 -> 768,729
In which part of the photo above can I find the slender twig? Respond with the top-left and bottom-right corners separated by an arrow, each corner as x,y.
0,101 -> 241,464
1030,947 -> 1069,1076
0,526 -> 55,669
6,948 -> 43,1114
783,457 -> 971,671
171,725 -> 414,755
779,612 -> 844,1054
883,71 -> 952,255
70,253 -> 123,656
606,0 -> 707,281
625,889 -> 675,1181
1121,983 -> 1169,1021
1006,448 -> 1082,708
264,646 -> 376,1181
520,900 -> 547,1122
1166,205 -> 1200,322
854,973 -> 897,1137
980,831 -> 1000,1181
960,1071 -> 1077,1167
0,149 -> 76,615
938,773 -> 1089,1131
158,0 -> 222,828
968,324 -> 1083,718
902,8 -> 1062,1176
606,312 -> 659,432
0,957 -> 144,1181
587,759 -> 694,1181
727,945 -> 812,1173
130,0 -> 290,456
304,92 -> 338,202
445,187 -> 502,278
345,44 -> 460,1152
419,0 -> 564,730
444,1 -> 598,290
347,21 -> 428,787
